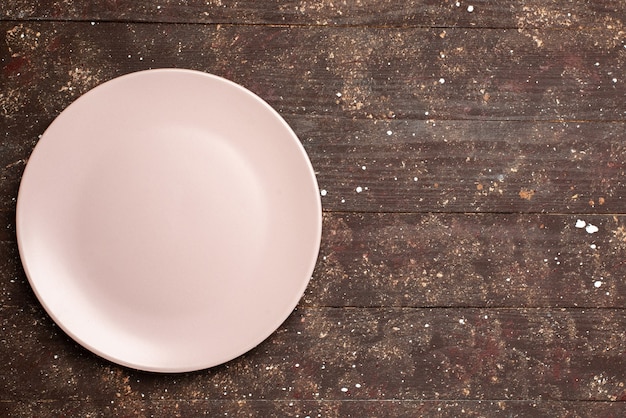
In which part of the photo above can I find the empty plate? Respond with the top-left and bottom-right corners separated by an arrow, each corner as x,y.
16,69 -> 322,372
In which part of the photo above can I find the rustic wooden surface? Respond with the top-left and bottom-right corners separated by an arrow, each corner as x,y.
2,1 -> 626,417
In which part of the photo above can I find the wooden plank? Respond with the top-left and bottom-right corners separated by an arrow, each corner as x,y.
4,213 -> 626,309
301,118 -> 626,214
308,213 -> 626,308
3,305 -> 626,401
2,22 -> 625,123
1,1 -> 625,29
4,116 -> 626,214
2,399 -> 626,417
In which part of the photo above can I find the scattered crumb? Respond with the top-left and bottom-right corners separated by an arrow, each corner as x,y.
519,188 -> 535,200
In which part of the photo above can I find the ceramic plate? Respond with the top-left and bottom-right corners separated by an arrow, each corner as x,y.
16,69 -> 322,372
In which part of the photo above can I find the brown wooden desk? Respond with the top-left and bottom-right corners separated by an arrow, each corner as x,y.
2,1 -> 626,416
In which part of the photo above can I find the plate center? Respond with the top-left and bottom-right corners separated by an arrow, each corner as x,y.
70,125 -> 270,328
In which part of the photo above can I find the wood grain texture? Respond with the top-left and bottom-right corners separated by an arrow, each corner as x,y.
308,213 -> 626,308
2,22 -> 625,122
1,0 -> 625,29
2,400 -> 626,417
302,118 -> 626,213
2,1 -> 626,415
3,304 -> 626,402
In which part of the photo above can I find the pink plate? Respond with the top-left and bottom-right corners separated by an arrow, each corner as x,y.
16,69 -> 322,372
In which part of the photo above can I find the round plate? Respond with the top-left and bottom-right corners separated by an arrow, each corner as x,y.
16,69 -> 322,372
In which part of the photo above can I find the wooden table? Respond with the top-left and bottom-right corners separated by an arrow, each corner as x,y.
2,1 -> 626,416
